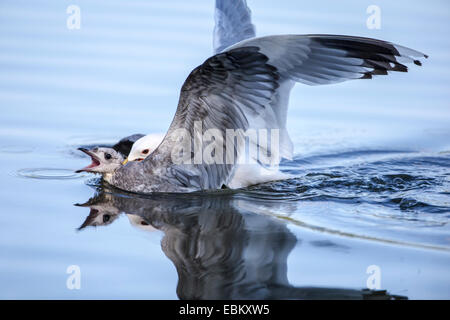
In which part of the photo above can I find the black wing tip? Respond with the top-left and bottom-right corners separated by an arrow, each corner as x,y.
392,64 -> 408,72
372,69 -> 389,76
412,54 -> 428,67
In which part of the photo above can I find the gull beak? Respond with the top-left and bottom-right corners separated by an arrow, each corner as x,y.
122,158 -> 129,165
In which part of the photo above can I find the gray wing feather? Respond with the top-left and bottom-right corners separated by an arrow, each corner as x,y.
112,133 -> 145,156
214,0 -> 256,54
145,47 -> 280,190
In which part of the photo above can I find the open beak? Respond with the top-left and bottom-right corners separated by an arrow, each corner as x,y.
76,148 -> 101,173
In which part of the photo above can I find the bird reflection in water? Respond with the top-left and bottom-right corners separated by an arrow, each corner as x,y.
75,187 -> 406,300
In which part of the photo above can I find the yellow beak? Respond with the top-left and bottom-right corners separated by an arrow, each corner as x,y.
122,158 -> 129,165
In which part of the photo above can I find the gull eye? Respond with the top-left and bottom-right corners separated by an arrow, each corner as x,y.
142,149 -> 149,155
104,153 -> 112,160
103,214 -> 111,223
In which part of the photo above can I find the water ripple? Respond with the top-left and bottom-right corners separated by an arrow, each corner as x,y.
242,152 -> 450,247
16,168 -> 85,180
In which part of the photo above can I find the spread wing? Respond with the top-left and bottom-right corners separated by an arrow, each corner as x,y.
213,0 -> 256,54
145,35 -> 427,191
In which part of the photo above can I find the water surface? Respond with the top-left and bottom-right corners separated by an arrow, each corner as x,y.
0,0 -> 449,299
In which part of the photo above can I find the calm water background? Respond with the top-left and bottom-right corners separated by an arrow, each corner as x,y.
0,0 -> 449,299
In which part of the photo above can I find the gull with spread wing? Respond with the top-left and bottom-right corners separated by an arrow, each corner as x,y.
77,2 -> 427,194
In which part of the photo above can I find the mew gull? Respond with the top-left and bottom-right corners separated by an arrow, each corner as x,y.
82,34 -> 427,194
76,2 -> 427,193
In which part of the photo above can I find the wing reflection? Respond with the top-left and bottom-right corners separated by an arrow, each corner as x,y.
76,189 -> 406,300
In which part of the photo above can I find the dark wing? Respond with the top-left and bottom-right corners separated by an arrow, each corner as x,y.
145,47 -> 280,190
112,133 -> 145,157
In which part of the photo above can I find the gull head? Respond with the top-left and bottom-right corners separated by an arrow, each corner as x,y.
123,133 -> 164,164
75,193 -> 121,230
76,147 -> 124,174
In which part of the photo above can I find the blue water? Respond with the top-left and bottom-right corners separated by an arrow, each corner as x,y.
0,0 -> 449,299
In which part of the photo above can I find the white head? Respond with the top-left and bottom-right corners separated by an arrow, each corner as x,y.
76,147 -> 124,174
125,133 -> 164,163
